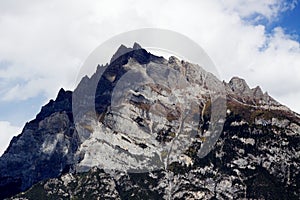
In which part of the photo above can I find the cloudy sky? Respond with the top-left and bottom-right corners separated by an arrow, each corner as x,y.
0,0 -> 300,155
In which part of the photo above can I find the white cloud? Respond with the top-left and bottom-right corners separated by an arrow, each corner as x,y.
0,121 -> 21,156
219,0 -> 297,19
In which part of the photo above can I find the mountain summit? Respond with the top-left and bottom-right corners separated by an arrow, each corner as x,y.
1,44 -> 299,199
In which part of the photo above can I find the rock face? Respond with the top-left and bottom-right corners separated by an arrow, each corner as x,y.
1,44 -> 299,199
0,89 -> 78,199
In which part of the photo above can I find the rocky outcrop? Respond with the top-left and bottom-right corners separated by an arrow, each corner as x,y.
228,76 -> 252,96
225,77 -> 287,111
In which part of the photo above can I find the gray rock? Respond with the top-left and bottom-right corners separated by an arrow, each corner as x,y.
2,44 -> 300,200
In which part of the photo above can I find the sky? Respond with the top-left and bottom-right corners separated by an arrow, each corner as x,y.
0,0 -> 300,155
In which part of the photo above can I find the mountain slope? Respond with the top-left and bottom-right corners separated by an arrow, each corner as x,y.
1,44 -> 299,199
11,108 -> 300,199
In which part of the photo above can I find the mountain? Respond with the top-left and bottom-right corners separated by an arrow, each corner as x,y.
1,44 -> 299,199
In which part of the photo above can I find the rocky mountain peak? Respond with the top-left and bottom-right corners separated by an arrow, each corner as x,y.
224,76 -> 286,110
133,42 -> 142,50
228,76 -> 251,95
110,42 -> 143,64
1,43 -> 300,199
55,88 -> 68,101
251,86 -> 264,99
